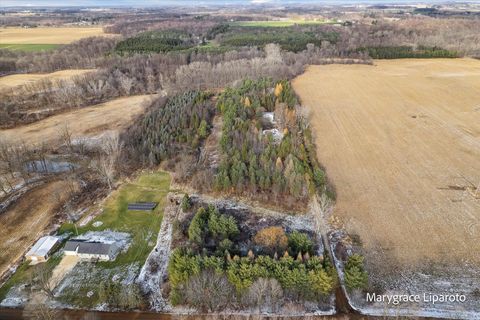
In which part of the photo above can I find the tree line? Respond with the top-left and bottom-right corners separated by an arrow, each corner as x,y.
358,46 -> 458,59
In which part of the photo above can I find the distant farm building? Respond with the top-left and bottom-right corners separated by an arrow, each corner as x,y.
25,236 -> 60,263
127,202 -> 157,211
64,240 -> 118,261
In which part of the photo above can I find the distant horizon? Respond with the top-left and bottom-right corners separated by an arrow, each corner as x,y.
2,0 -> 479,8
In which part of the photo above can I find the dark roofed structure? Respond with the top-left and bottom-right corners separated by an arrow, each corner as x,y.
64,240 -> 117,261
127,202 -> 158,211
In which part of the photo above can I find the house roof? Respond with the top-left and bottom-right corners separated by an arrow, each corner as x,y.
26,236 -> 59,257
64,240 -> 114,255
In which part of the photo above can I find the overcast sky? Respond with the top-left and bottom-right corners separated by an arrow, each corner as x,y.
0,0 -> 467,7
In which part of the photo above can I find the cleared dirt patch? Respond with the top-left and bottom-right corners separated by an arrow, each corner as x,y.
0,180 -> 73,277
292,59 -> 480,265
0,27 -> 107,44
0,95 -> 153,146
49,255 -> 79,290
0,69 -> 94,92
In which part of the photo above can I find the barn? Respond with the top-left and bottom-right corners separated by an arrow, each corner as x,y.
64,240 -> 118,261
25,236 -> 60,263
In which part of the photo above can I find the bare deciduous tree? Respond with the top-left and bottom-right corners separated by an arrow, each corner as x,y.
58,122 -> 73,152
246,278 -> 283,312
91,133 -> 123,190
184,269 -> 234,312
23,301 -> 59,320
30,262 -> 55,298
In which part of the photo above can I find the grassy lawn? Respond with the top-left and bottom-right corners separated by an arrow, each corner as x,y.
0,44 -> 61,51
59,171 -> 171,268
231,20 -> 335,27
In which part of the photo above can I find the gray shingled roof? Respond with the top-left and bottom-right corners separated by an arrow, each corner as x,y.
64,240 -> 114,255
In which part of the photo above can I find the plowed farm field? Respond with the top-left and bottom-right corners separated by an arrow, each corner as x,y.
0,69 -> 94,92
0,27 -> 107,44
293,59 -> 480,264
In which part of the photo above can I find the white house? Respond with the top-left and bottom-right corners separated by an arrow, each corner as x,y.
64,240 -> 117,261
25,236 -> 59,262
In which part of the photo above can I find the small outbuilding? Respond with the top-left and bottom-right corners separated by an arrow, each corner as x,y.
127,202 -> 158,211
64,240 -> 118,261
25,236 -> 60,263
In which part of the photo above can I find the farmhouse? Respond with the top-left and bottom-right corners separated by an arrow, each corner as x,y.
25,236 -> 59,262
64,240 -> 118,261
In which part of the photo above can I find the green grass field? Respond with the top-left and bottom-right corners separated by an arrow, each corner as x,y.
0,44 -> 61,52
231,20 -> 335,27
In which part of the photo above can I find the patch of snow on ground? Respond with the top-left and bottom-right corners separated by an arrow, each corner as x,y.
0,284 -> 29,307
73,230 -> 130,247
137,196 -> 178,311
262,128 -> 283,142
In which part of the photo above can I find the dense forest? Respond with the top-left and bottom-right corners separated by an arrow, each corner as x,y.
214,79 -> 328,209
218,27 -> 338,53
122,91 -> 215,167
115,30 -> 197,54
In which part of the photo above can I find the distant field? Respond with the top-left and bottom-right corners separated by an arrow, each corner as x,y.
0,27 -> 107,45
293,59 -> 480,265
0,43 -> 60,52
231,19 -> 335,27
0,95 -> 153,146
0,69 -> 94,91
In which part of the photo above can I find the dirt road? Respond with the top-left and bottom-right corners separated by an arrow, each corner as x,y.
49,255 -> 79,290
292,59 -> 480,265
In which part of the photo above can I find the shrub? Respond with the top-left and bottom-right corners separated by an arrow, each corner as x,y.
181,193 -> 192,212
344,254 -> 368,290
288,231 -> 314,256
254,226 -> 288,255
168,249 -> 202,288
188,207 -> 209,245
207,207 -> 239,240
309,269 -> 334,295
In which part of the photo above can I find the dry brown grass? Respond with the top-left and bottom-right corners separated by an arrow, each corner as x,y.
0,69 -> 94,92
0,180 -> 72,277
0,95 -> 154,146
0,27 -> 107,44
292,59 -> 480,265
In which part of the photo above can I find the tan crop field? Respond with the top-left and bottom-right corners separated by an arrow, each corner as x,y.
0,95 -> 153,146
0,27 -> 107,44
293,59 -> 480,265
0,69 -> 94,92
